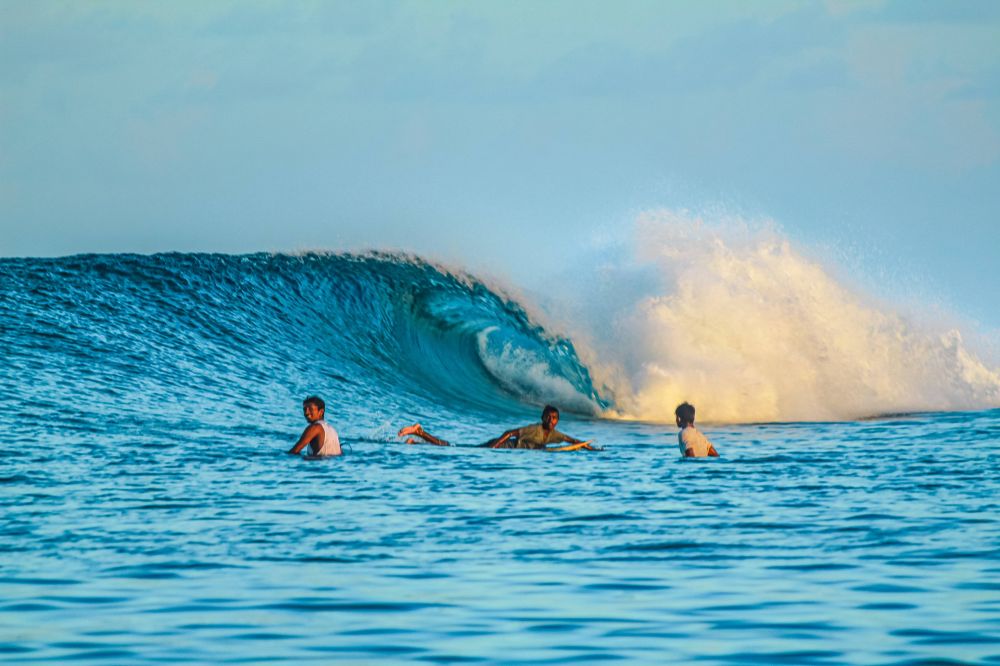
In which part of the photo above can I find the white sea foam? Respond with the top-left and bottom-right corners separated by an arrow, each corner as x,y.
553,209 -> 1000,423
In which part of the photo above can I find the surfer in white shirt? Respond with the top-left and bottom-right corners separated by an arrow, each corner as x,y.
288,395 -> 343,457
675,402 -> 719,458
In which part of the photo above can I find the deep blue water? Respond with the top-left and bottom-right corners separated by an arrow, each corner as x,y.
2,253 -> 999,664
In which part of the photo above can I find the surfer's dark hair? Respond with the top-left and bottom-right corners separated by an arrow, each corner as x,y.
303,395 -> 325,411
675,402 -> 695,425
541,405 -> 559,419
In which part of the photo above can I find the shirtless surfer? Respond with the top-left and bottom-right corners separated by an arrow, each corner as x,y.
398,405 -> 599,451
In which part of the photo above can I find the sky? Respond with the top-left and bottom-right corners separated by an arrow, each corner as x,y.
2,1 -> 999,328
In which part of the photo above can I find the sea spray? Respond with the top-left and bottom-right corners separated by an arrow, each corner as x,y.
549,209 -> 1000,423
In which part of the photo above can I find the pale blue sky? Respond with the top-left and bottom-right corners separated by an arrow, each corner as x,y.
2,1 -> 999,327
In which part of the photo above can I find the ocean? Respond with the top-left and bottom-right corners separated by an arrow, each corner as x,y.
2,251 -> 998,664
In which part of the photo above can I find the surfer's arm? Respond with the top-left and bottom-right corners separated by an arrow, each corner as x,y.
397,424 -> 449,446
551,428 -> 584,445
288,424 -> 322,455
418,432 -> 449,446
491,429 -> 520,448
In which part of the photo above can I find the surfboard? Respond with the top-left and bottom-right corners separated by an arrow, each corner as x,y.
544,441 -> 601,452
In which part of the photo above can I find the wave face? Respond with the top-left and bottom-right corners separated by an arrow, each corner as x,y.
552,210 -> 1000,422
0,252 -> 606,441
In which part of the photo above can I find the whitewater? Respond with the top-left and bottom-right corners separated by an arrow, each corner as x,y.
2,215 -> 999,664
533,211 -> 1000,423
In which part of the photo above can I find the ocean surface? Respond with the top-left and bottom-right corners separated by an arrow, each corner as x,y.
2,252 -> 999,665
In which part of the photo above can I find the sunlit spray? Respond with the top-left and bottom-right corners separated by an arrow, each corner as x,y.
548,209 -> 1000,423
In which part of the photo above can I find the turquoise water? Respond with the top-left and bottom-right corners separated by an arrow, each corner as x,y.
2,253 -> 999,664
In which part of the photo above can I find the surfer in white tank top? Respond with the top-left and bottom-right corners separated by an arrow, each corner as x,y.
310,419 -> 342,456
287,396 -> 343,457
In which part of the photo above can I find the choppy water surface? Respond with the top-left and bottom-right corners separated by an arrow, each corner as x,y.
2,253 -> 999,664
5,414 -> 999,664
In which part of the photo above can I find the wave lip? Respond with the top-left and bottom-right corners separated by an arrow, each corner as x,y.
386,252 -> 608,415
